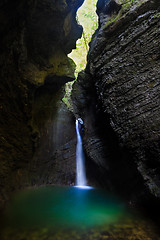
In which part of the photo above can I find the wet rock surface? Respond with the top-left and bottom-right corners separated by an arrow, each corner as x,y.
0,0 -> 83,206
72,72 -> 150,203
30,99 -> 76,187
72,0 -> 160,202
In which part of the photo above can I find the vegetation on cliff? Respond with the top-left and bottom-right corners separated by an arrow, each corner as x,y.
104,0 -> 149,28
63,0 -> 98,109
69,0 -> 98,73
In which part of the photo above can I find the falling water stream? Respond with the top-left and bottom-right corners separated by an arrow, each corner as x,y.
75,118 -> 87,187
1,122 -> 159,239
0,118 -> 127,239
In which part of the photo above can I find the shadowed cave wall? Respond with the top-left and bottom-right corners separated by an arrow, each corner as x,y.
0,0 -> 84,207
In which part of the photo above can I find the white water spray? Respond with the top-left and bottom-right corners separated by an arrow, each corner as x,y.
76,118 -> 87,187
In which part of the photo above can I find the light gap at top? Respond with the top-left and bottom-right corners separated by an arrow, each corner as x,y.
62,0 -> 98,110
68,0 -> 98,75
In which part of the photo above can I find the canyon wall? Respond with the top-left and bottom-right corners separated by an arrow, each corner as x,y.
72,0 -> 160,203
0,0 -> 83,206
1,0 -> 160,209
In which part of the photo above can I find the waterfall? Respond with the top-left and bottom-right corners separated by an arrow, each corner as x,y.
76,118 -> 87,187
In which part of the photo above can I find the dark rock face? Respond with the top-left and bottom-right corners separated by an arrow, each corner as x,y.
30,94 -> 76,187
72,71 -> 149,202
96,0 -> 122,26
72,0 -> 160,202
0,0 -> 83,206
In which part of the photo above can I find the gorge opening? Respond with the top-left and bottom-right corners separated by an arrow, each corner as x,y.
0,0 -> 160,239
62,0 -> 98,109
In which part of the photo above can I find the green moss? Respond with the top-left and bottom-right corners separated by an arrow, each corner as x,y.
105,14 -> 121,28
62,81 -> 75,111
153,12 -> 160,19
104,0 -> 148,29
